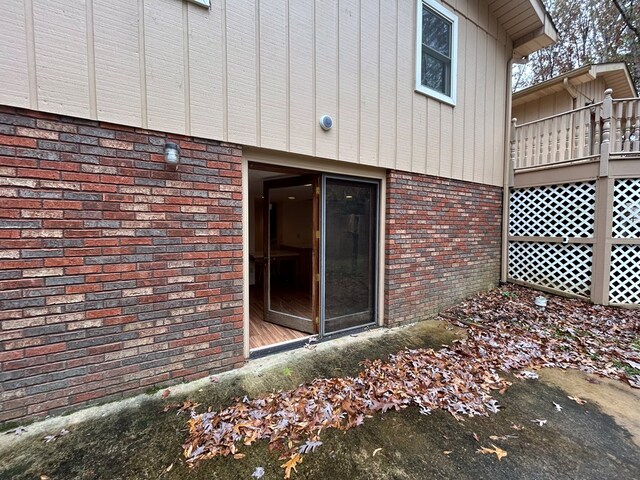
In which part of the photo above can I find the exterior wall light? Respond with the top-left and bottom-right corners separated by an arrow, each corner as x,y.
164,142 -> 180,166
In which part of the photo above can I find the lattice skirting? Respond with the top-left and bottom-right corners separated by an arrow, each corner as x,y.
609,244 -> 640,304
612,178 -> 640,238
508,241 -> 593,297
509,181 -> 596,237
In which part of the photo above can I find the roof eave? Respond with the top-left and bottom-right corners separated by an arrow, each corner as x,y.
512,13 -> 557,58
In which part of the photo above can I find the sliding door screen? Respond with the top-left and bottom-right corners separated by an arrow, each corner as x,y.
322,177 -> 378,334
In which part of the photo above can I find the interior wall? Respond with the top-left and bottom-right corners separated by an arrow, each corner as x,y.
278,200 -> 313,248
252,198 -> 263,254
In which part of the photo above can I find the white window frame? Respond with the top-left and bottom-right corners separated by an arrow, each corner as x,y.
415,0 -> 458,106
187,0 -> 210,8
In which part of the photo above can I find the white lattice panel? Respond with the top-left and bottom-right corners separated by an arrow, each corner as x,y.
612,179 -> 640,238
509,182 -> 596,237
609,245 -> 640,304
508,242 -> 592,297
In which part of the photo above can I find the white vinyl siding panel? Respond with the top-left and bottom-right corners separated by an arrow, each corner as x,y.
1,0 -> 513,187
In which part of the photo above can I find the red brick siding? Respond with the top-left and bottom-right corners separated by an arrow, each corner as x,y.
385,171 -> 503,325
0,107 -> 244,423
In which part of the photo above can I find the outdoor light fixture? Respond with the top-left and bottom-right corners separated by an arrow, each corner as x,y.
164,142 -> 180,166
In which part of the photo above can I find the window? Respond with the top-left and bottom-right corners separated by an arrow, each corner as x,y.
416,0 -> 458,105
187,0 -> 210,7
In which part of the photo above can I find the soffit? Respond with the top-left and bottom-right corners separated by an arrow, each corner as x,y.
488,0 -> 557,57
512,63 -> 637,107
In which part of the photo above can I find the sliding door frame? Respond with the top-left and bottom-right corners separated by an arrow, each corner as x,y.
242,150 -> 387,358
320,174 -> 380,337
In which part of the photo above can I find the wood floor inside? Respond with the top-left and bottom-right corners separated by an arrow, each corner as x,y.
249,286 -> 310,350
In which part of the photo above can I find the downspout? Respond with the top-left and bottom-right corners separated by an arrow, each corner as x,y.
501,55 -> 526,283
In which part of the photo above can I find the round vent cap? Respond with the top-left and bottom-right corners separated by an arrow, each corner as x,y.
319,115 -> 334,131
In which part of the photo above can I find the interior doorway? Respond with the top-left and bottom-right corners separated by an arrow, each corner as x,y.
248,163 -> 379,352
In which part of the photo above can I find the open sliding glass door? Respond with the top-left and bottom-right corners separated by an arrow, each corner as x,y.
263,175 -> 319,334
321,176 -> 378,334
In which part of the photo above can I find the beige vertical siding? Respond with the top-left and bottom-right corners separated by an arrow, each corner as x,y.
513,78 -> 615,127
288,0 -> 315,154
575,78 -> 607,106
513,91 -> 573,125
0,0 -> 512,186
93,0 -> 142,126
188,1 -> 225,140
314,0 -> 339,160
34,0 -> 91,118
226,2 -> 258,145
0,1 -> 30,108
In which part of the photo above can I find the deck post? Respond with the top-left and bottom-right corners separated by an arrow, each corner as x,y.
509,118 -> 517,186
600,88 -> 612,177
591,177 -> 614,305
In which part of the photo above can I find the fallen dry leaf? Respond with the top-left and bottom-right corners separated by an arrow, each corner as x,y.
553,402 -> 563,412
531,419 -> 547,427
163,402 -> 181,412
476,444 -> 507,461
165,463 -> 173,472
443,450 -> 453,455
372,448 -> 383,457
489,434 -> 518,441
473,432 -> 480,442
511,423 -> 524,431
233,453 -> 246,460
281,453 -> 303,479
161,389 -> 170,398
181,285 -> 639,476
568,396 -> 587,405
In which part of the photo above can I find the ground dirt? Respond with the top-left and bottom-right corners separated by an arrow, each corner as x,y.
1,319 -> 638,480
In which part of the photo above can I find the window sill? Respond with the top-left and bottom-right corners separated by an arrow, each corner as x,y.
415,85 -> 456,107
187,0 -> 210,8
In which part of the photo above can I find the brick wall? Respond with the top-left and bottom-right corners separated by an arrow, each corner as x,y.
0,107 -> 244,424
385,171 -> 503,325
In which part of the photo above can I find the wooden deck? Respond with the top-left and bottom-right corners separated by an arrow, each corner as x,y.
249,286 -> 310,350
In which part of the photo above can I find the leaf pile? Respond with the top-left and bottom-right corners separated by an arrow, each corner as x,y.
182,285 -> 639,476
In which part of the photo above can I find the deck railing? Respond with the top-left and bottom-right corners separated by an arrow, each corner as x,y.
511,89 -> 640,174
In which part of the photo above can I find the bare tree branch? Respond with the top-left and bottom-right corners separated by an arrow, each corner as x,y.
611,0 -> 640,39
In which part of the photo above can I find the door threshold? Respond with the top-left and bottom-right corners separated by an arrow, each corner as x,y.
249,334 -> 317,359
249,323 -> 381,359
